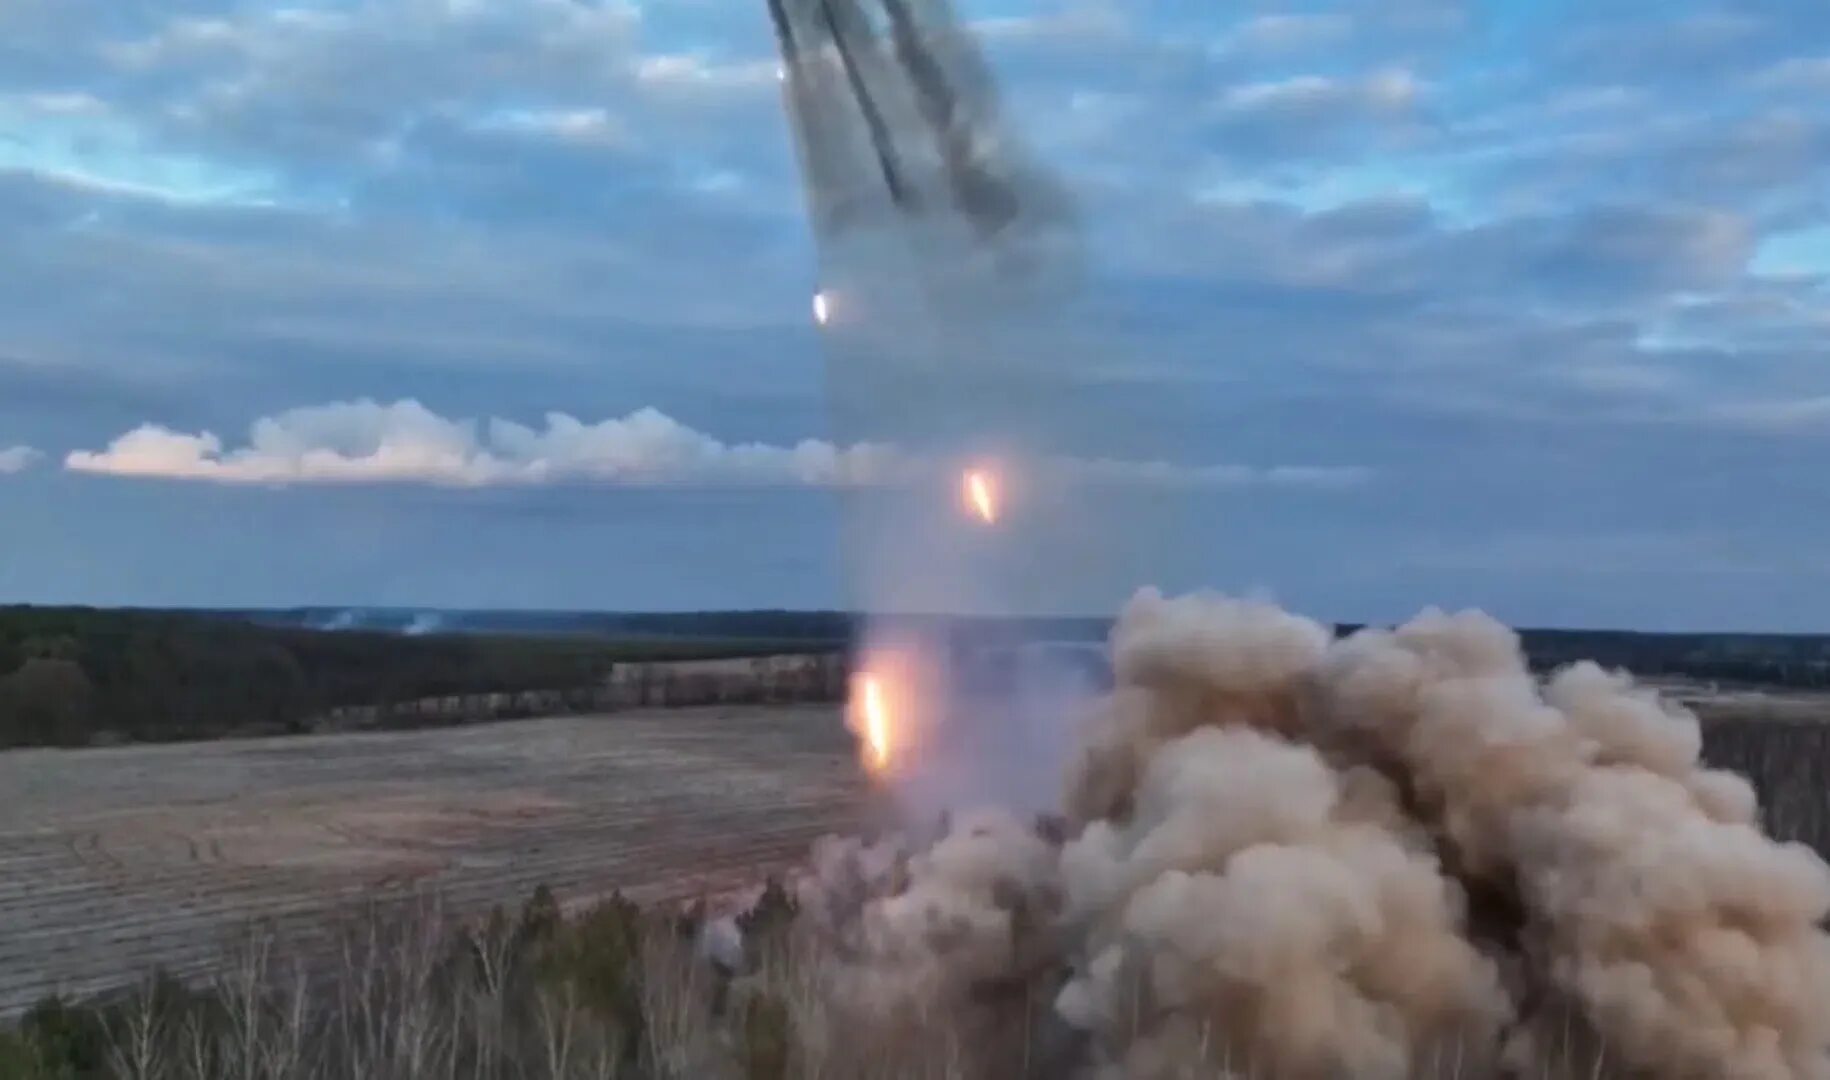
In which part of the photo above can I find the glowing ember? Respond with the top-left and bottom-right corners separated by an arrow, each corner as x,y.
855,673 -> 892,771
812,290 -> 831,326
963,468 -> 998,524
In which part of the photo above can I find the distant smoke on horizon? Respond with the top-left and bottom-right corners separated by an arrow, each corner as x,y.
292,607 -> 452,637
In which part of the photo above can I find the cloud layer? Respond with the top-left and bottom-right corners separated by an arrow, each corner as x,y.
65,400 -> 1367,491
66,401 -> 888,488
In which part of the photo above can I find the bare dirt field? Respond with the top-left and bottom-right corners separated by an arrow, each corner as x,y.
0,706 -> 868,1018
4,684 -> 1827,1023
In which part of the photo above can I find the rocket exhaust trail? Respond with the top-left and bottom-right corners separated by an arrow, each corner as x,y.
768,0 -> 861,236
878,0 -> 1021,237
771,0 -> 1101,804
816,0 -> 917,212
766,0 -> 1071,255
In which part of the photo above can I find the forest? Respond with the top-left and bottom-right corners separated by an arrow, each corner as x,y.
0,607 -> 833,749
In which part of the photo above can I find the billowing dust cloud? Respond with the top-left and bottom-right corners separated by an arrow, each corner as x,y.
781,591 -> 1830,1079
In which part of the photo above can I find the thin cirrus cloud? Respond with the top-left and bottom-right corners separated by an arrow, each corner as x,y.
0,445 -> 42,474
61,400 -> 1371,491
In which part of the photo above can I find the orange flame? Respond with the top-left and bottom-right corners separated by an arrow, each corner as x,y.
964,468 -> 998,524
855,673 -> 892,772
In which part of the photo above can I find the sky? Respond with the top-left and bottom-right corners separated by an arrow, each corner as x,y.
1,0 -> 1828,630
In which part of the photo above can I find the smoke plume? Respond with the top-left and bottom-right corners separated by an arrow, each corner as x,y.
786,589 -> 1830,1079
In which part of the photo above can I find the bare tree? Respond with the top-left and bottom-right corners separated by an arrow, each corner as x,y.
105,978 -> 168,1080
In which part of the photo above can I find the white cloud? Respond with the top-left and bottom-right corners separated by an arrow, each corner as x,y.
0,445 -> 40,474
1756,56 -> 1830,91
63,400 -> 1372,492
1555,362 -> 1681,397
89,0 -> 653,172
1224,14 -> 1353,53
1064,458 -> 1373,489
477,107 -> 629,148
633,54 -> 778,101
65,400 -> 896,488
973,9 -> 1132,48
1218,68 -> 1422,116
17,91 -> 108,116
1704,396 -> 1830,433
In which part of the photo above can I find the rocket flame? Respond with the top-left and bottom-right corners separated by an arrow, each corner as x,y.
963,468 -> 998,524
855,672 -> 892,772
812,290 -> 831,326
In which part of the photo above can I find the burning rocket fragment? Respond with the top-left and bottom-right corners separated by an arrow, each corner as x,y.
765,0 -> 1070,251
963,466 -> 998,524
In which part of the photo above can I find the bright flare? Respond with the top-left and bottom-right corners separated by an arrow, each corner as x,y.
963,468 -> 998,524
812,290 -> 831,326
855,673 -> 892,771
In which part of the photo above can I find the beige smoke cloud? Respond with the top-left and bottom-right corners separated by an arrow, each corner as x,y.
1058,593 -> 1511,1079
1318,612 -> 1830,1079
788,588 -> 1830,1080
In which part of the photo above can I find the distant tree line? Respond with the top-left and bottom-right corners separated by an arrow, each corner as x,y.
1508,628 -> 1830,688
0,607 -> 836,750
8,604 -> 1830,751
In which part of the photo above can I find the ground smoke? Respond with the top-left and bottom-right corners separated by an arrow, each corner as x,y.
789,589 -> 1830,1079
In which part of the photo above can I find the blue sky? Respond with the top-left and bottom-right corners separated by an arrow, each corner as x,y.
2,0 -> 1828,629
